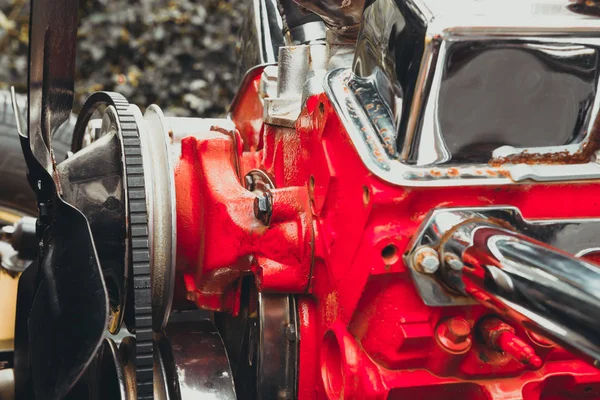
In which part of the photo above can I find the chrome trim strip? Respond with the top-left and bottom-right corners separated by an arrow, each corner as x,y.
324,68 -> 600,187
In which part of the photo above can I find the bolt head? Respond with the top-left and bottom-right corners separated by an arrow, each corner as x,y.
436,317 -> 472,354
414,247 -> 440,274
253,193 -> 272,225
447,318 -> 471,343
444,253 -> 464,271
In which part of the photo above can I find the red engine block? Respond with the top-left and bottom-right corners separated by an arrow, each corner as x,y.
174,70 -> 600,399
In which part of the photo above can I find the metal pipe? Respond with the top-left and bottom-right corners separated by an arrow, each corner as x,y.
439,217 -> 600,365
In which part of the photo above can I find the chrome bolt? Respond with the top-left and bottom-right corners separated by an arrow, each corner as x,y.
414,246 -> 440,274
444,253 -> 464,271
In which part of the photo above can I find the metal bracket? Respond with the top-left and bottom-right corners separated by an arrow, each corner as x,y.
404,206 -> 600,306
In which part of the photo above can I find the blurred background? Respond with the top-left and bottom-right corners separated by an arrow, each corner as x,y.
0,0 -> 247,117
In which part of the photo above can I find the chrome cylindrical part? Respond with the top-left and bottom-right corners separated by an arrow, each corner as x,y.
439,219 -> 600,364
292,0 -> 364,38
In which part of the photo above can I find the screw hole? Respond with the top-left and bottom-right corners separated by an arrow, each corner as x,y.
381,244 -> 399,265
362,186 -> 370,205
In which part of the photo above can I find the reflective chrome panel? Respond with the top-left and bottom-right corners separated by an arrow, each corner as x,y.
405,206 -> 600,365
405,207 -> 600,306
325,69 -> 600,186
264,44 -> 327,127
439,42 -> 597,164
352,0 -> 425,143
326,0 -> 600,186
277,0 -> 326,44
293,0 -> 365,39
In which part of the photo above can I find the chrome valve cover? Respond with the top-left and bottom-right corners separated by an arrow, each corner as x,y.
326,0 -> 600,186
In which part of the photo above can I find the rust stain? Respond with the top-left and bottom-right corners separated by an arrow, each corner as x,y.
489,118 -> 600,166
436,217 -> 515,253
413,249 -> 430,266
324,291 -> 340,324
447,168 -> 459,177
410,211 -> 427,223
430,169 -> 442,177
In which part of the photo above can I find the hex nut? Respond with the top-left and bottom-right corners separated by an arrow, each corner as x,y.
413,246 -> 440,274
444,253 -> 464,271
253,192 -> 272,225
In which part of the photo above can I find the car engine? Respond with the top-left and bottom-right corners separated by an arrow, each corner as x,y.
3,0 -> 600,399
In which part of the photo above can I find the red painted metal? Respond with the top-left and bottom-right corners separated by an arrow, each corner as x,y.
174,78 -> 600,398
435,317 -> 473,355
175,128 -> 313,313
479,317 -> 543,369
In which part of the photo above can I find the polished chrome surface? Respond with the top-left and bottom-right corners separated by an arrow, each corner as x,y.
265,44 -> 327,127
293,0 -> 365,38
325,0 -> 600,187
277,46 -> 319,98
405,206 -> 600,364
326,67 -> 600,186
140,105 -> 177,331
288,21 -> 327,45
257,294 -> 298,400
439,43 -> 596,164
236,0 -> 285,82
326,69 -> 507,186
162,319 -> 237,400
276,0 -> 325,44
405,207 -> 600,306
325,30 -> 355,71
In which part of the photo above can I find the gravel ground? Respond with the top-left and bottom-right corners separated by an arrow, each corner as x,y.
0,0 -> 247,117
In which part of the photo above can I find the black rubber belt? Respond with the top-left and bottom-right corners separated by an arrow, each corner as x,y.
76,92 -> 154,398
